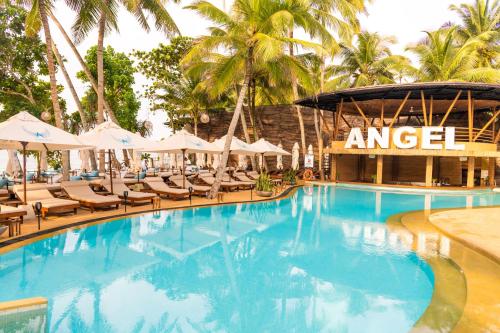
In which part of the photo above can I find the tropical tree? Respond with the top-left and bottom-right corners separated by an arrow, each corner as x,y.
183,0 -> 327,197
332,31 -> 414,87
408,27 -> 500,82
449,0 -> 500,68
67,0 -> 180,171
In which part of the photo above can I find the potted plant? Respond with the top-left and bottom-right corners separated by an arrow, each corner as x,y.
282,169 -> 297,185
371,174 -> 376,183
255,172 -> 274,197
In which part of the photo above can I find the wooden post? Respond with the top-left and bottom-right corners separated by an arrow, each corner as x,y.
429,96 -> 433,125
425,156 -> 433,187
489,157 -> 496,188
330,154 -> 337,182
439,90 -> 462,127
467,90 -> 473,142
376,155 -> 383,185
388,91 -> 411,128
467,157 -> 475,188
380,100 -> 384,129
421,90 -> 428,126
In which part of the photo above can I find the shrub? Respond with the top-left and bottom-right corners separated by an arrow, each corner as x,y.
255,172 -> 274,192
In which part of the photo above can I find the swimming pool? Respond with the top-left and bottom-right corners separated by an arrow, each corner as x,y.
1,185 -> 499,332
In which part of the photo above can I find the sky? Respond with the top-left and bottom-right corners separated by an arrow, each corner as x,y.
48,0 -> 470,140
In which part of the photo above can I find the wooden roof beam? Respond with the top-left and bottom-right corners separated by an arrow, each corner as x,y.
439,90 -> 462,126
420,90 -> 428,126
388,91 -> 412,128
350,97 -> 371,126
474,107 -> 499,142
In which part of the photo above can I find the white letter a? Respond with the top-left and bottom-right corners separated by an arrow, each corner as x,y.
344,128 -> 366,149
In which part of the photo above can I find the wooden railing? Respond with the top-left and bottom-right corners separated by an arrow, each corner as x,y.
334,127 -> 495,143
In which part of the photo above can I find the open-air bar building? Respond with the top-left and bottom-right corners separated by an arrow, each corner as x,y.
297,83 -> 500,188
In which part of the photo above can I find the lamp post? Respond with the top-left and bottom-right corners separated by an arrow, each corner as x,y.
123,191 -> 129,212
34,201 -> 42,230
188,186 -> 193,205
250,184 -> 254,200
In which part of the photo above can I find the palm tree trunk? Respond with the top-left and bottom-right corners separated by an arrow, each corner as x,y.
289,30 -> 306,157
209,56 -> 252,198
236,85 -> 257,170
48,12 -> 118,124
97,12 -> 106,172
52,41 -> 98,170
39,3 -> 70,180
313,108 -> 324,179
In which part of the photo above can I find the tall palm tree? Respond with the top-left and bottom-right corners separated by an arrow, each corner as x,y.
333,31 -> 414,87
449,0 -> 500,67
67,0 -> 180,170
20,0 -> 71,179
408,28 -> 500,82
183,0 -> 325,197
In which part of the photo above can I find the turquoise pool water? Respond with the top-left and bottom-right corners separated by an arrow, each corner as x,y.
1,185 -> 500,333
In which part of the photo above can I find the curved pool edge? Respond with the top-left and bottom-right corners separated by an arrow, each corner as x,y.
0,186 -> 301,255
390,208 -> 500,332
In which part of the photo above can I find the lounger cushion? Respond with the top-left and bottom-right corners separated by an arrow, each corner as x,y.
61,181 -> 120,204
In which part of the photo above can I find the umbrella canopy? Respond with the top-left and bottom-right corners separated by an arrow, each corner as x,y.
238,155 -> 247,169
79,121 -> 156,193
212,135 -> 258,155
250,138 -> 291,156
308,144 -> 313,155
5,150 -> 22,177
143,130 -> 219,154
0,111 -> 88,150
276,143 -> 284,170
196,153 -> 206,168
79,121 -> 155,151
79,150 -> 90,172
291,142 -> 300,171
0,111 -> 89,205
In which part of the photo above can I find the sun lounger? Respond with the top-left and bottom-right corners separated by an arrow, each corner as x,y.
233,172 -> 256,184
13,184 -> 80,218
198,174 -> 239,192
101,179 -> 156,205
169,175 -> 210,196
223,173 -> 253,189
61,180 -> 120,212
142,177 -> 190,200
246,171 -> 260,180
0,205 -> 27,237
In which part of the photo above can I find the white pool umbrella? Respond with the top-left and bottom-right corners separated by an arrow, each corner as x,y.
142,130 -> 220,187
276,143 -> 284,170
212,154 -> 220,170
291,142 -> 300,171
212,135 -> 258,155
308,144 -> 313,155
79,150 -> 90,172
0,111 -> 89,203
39,150 -> 48,171
250,138 -> 290,156
238,155 -> 247,169
6,150 -> 22,177
79,120 -> 156,193
196,153 -> 206,167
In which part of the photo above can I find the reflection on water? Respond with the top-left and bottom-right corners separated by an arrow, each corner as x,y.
1,186 -> 499,333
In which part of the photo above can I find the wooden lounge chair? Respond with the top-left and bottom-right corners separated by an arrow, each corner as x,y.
223,173 -> 253,189
169,175 -> 210,196
13,184 -> 80,218
233,172 -> 256,184
198,174 -> 239,192
61,180 -> 121,213
101,179 -> 156,205
246,171 -> 260,180
0,205 -> 27,237
142,177 -> 190,200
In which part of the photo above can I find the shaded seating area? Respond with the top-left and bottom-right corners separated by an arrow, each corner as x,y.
61,180 -> 121,212
233,172 -> 256,184
169,175 -> 211,197
143,177 -> 190,200
101,179 -> 157,205
0,205 -> 26,237
13,184 -> 80,218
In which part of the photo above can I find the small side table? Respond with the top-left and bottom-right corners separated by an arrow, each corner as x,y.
217,192 -> 224,203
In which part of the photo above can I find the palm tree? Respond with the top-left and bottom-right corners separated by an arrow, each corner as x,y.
67,0 -> 180,171
183,0 -> 325,197
20,0 -> 71,179
408,27 -> 500,82
449,0 -> 500,68
333,31 -> 414,87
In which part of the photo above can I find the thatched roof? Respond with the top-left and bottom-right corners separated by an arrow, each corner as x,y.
295,82 -> 500,117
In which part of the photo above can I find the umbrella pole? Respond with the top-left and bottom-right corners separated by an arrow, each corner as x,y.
182,149 -> 186,188
108,149 -> 114,194
21,142 -> 27,204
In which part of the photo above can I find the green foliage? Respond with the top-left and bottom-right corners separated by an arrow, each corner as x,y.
255,172 -> 275,192
77,46 -> 141,131
282,169 -> 297,184
0,5 -> 55,121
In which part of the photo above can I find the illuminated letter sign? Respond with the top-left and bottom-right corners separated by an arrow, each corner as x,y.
344,127 -> 465,151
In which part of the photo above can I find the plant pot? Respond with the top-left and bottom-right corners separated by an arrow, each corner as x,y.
256,190 -> 273,197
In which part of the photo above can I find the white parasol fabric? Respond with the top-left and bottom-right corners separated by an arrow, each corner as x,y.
212,135 -> 258,155
79,121 -> 155,151
250,138 -> 291,156
291,142 -> 300,171
39,150 -> 48,171
206,154 -> 213,167
143,130 -> 220,154
212,154 -> 220,170
308,144 -> 313,155
0,111 -> 88,150
79,150 -> 90,172
238,155 -> 247,169
196,153 -> 206,168
276,143 -> 284,170
0,111 -> 89,204
6,150 -> 22,177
